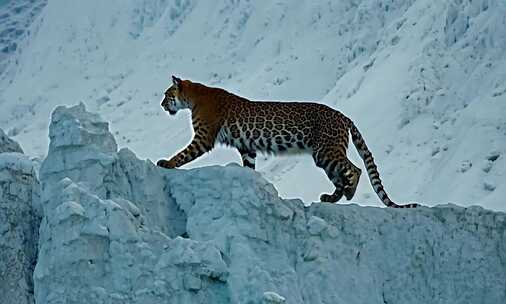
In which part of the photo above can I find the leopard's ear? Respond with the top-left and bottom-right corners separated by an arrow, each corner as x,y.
172,75 -> 182,87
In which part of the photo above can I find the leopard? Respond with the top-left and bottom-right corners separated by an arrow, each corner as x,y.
157,76 -> 418,208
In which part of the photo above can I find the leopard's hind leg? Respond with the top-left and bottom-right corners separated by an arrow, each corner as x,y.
313,148 -> 361,203
319,174 -> 345,203
342,160 -> 361,200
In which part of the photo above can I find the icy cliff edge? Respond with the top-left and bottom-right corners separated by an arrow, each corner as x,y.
0,131 -> 39,304
31,104 -> 506,304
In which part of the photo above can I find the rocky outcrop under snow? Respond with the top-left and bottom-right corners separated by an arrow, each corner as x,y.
0,130 -> 39,304
0,128 -> 23,154
28,104 -> 506,304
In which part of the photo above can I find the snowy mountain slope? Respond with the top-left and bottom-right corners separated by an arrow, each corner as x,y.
34,103 -> 506,304
0,0 -> 46,76
0,0 -> 505,210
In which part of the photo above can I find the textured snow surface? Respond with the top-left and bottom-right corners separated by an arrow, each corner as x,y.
0,0 -> 505,210
0,0 -> 46,76
0,137 -> 40,304
0,128 -> 23,153
33,104 -> 506,304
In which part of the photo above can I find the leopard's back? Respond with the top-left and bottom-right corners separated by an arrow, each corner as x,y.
217,100 -> 349,154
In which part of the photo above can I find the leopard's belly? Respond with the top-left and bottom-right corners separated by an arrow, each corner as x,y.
216,123 -> 311,154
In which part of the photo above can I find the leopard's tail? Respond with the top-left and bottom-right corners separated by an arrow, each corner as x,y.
347,120 -> 418,208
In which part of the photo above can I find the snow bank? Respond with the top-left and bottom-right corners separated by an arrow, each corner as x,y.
0,134 -> 39,304
33,104 -> 506,304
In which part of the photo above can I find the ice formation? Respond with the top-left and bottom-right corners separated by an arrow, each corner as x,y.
30,104 -> 506,303
0,130 -> 39,304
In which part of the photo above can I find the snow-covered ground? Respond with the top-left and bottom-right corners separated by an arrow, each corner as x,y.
0,0 -> 505,210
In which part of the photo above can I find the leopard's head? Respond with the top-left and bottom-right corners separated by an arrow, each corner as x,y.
161,76 -> 192,115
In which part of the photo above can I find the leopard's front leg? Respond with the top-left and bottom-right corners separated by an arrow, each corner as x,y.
156,124 -> 215,169
157,137 -> 212,169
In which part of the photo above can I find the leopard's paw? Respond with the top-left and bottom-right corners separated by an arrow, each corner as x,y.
157,159 -> 177,169
320,193 -> 338,203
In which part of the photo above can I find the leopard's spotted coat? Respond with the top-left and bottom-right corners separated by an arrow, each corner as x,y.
158,76 -> 418,208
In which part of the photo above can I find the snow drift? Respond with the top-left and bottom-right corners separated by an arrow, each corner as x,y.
29,104 -> 506,303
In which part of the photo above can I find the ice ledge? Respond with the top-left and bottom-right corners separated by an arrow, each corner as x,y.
33,104 -> 506,304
